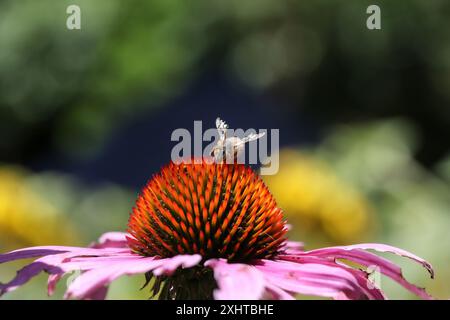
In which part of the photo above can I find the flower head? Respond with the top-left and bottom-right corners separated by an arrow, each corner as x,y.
127,161 -> 286,261
0,159 -> 435,300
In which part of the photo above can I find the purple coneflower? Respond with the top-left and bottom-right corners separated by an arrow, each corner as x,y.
0,160 -> 434,300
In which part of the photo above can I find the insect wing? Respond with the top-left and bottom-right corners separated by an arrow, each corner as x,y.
240,132 -> 265,144
215,117 -> 228,141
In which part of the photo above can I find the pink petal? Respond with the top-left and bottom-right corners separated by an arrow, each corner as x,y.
1,261 -> 63,296
152,254 -> 202,276
306,243 -> 434,278
255,259 -> 371,300
347,268 -> 386,300
303,257 -> 387,299
85,286 -> 108,300
205,259 -> 265,300
90,232 -> 130,249
0,247 -> 132,296
45,253 -> 148,297
263,283 -> 296,300
0,230 -> 132,265
0,229 -> 134,297
47,274 -> 62,296
274,255 -> 386,299
302,256 -> 386,299
65,255 -> 201,299
282,243 -> 434,299
0,246 -> 88,264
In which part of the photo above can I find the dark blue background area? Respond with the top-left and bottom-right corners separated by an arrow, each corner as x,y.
29,73 -> 321,189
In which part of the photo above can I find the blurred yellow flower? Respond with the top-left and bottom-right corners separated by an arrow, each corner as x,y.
263,149 -> 375,244
0,166 -> 79,249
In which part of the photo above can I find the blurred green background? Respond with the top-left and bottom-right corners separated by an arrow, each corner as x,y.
0,0 -> 449,299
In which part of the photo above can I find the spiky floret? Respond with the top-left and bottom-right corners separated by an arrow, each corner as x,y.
127,159 -> 287,262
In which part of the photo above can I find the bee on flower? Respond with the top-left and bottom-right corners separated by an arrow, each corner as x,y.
211,117 -> 265,164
